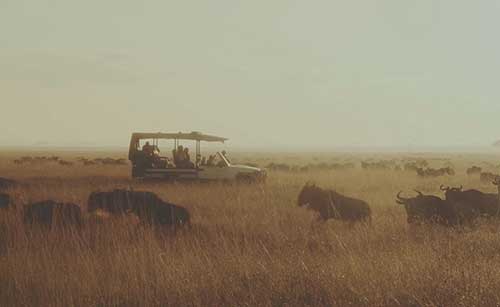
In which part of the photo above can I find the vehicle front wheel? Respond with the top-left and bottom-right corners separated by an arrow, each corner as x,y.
236,172 -> 264,183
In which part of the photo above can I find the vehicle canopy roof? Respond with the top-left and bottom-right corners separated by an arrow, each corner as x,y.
129,131 -> 228,160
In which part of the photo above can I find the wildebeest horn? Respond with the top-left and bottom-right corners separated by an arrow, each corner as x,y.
396,191 -> 409,201
440,185 -> 449,191
414,190 -> 423,196
305,181 -> 315,187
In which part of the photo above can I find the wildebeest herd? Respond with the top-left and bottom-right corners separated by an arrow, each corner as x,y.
0,177 -> 190,230
298,178 -> 500,228
12,156 -> 127,167
2,167 -> 500,232
262,158 -> 500,184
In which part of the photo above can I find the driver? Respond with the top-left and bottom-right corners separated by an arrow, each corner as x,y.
175,145 -> 185,167
183,148 -> 195,168
207,155 -> 215,166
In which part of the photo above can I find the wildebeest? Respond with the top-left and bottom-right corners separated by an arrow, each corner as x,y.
466,166 -> 482,175
265,162 -> 291,172
0,177 -> 17,190
480,172 -> 498,184
396,191 -> 477,226
416,167 -> 454,178
88,189 -> 190,227
297,183 -> 371,223
404,160 -> 429,172
58,160 -> 74,166
0,193 -> 11,209
23,200 -> 82,227
440,185 -> 500,218
361,161 -> 392,170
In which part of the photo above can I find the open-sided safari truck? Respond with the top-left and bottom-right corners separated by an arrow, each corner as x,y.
128,131 -> 266,182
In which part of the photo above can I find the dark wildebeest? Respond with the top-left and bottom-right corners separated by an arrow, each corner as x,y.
466,166 -> 482,176
396,191 -> 477,226
88,189 -> 190,227
297,183 -> 371,224
23,200 -> 82,228
0,193 -> 11,209
440,185 -> 500,218
0,177 -> 17,191
87,189 -> 133,214
125,190 -> 190,226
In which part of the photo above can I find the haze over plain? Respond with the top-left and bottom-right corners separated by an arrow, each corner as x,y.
1,1 -> 500,149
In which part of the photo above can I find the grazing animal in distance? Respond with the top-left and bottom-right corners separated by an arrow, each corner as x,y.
466,166 -> 482,176
404,160 -> 429,172
480,172 -> 498,184
361,161 -> 391,170
416,167 -> 454,178
0,193 -> 11,209
58,160 -> 74,166
297,183 -> 371,224
23,200 -> 82,228
88,189 -> 190,227
265,163 -> 291,172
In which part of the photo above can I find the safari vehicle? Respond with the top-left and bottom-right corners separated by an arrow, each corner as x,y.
128,131 -> 266,182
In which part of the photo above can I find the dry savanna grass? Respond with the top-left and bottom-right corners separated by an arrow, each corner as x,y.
2,150 -> 500,306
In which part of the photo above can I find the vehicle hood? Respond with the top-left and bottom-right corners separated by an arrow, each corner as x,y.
229,164 -> 263,172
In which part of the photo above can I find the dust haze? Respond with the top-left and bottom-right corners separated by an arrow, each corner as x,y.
2,1 -> 500,149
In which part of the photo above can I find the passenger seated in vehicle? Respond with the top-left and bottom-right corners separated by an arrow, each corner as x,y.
183,148 -> 195,168
142,142 -> 153,156
174,145 -> 185,167
153,145 -> 160,155
200,156 -> 207,166
206,155 -> 216,166
151,149 -> 165,168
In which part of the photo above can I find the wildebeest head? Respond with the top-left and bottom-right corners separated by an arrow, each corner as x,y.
396,190 -> 440,224
440,185 -> 463,202
298,182 -> 325,208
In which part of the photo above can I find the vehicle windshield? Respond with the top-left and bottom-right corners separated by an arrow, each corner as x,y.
217,152 -> 230,167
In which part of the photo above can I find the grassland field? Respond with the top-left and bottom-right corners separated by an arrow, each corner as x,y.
1,150 -> 500,306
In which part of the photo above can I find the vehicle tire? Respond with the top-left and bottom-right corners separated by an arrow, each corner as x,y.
236,173 -> 256,183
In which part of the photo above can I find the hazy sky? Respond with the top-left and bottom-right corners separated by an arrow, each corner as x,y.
2,1 -> 500,149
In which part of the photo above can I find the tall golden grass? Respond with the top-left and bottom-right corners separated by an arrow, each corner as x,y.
1,151 -> 500,306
